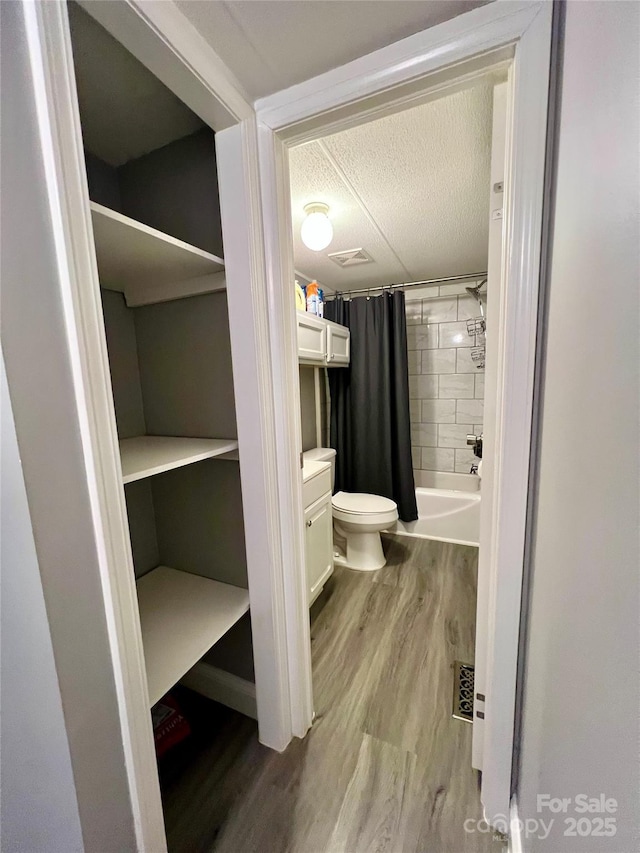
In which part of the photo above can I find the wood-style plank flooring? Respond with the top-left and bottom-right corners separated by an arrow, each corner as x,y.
161,534 -> 504,853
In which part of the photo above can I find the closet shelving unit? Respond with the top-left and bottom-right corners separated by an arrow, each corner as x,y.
81,128 -> 251,713
92,202 -> 238,473
89,199 -> 250,708
120,436 -> 239,484
90,202 -> 226,307
138,567 -> 249,706
65,3 -> 258,842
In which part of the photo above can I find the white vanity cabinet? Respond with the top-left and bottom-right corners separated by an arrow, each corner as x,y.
297,311 -> 350,367
302,460 -> 334,605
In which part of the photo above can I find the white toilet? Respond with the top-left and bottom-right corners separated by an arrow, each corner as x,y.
303,448 -> 398,571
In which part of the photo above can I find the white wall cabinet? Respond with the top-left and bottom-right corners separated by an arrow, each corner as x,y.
297,311 -> 349,367
302,461 -> 334,604
327,323 -> 350,365
297,312 -> 327,364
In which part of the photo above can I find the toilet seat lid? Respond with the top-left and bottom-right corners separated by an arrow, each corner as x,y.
332,491 -> 397,515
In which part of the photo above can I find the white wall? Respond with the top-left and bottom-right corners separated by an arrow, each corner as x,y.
1,359 -> 84,852
517,2 -> 640,850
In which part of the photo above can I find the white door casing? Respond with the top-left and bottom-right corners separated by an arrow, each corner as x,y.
251,0 -> 553,829
255,120 -> 315,737
473,80 -> 508,772
479,6 -> 552,828
216,119 -> 312,748
6,1 -> 165,848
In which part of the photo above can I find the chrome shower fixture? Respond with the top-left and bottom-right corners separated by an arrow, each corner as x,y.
465,279 -> 487,367
466,317 -> 485,336
465,279 -> 487,318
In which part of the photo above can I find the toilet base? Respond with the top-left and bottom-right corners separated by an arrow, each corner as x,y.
333,529 -> 386,571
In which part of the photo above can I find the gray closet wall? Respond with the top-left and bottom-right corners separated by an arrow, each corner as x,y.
124,481 -> 159,577
85,150 -> 122,211
152,461 -> 247,586
101,289 -> 247,588
102,290 -> 236,440
203,615 -> 255,681
84,129 -> 222,257
119,129 -> 223,256
135,294 -> 236,439
122,460 -> 247,586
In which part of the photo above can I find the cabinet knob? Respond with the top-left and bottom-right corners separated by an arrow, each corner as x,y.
307,519 -> 313,527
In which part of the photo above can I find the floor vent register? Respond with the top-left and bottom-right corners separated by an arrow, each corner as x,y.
452,661 -> 475,722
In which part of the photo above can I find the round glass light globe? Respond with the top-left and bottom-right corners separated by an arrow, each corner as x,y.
301,210 -> 333,251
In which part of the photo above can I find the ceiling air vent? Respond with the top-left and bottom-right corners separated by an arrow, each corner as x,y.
327,248 -> 373,268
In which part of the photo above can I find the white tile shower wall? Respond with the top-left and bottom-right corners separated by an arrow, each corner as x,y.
407,288 -> 485,475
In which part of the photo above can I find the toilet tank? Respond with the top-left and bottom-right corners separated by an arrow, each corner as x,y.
302,447 -> 336,490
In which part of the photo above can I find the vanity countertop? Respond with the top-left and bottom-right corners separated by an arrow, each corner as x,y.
302,459 -> 331,484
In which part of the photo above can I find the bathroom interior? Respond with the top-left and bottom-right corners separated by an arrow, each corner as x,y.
65,4 -> 505,848
281,74 -> 505,851
292,78 -> 499,578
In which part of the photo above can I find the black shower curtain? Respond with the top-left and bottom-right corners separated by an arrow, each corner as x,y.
324,291 -> 418,522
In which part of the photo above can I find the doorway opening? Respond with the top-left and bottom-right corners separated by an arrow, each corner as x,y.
289,74 -> 507,851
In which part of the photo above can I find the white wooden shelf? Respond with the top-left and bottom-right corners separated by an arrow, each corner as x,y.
90,202 -> 225,306
136,566 -> 249,706
120,436 -> 238,483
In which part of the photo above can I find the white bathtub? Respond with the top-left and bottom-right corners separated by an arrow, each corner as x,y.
393,473 -> 481,547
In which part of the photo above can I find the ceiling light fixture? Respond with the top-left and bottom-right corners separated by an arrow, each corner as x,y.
301,202 -> 333,252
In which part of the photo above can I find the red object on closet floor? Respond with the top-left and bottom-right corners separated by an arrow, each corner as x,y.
152,693 -> 191,758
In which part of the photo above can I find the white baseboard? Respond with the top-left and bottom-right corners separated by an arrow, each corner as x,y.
509,797 -> 523,853
180,662 -> 257,719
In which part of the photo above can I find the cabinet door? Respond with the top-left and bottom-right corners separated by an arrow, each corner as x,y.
297,312 -> 327,364
304,493 -> 333,604
326,324 -> 350,366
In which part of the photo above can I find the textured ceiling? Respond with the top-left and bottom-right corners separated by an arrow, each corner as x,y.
289,82 -> 493,292
69,3 -> 203,166
175,0 -> 490,100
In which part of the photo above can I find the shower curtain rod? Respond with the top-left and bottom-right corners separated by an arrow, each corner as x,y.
327,271 -> 487,300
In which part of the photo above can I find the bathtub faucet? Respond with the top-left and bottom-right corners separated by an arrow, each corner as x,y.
466,433 -> 483,459
470,464 -> 479,475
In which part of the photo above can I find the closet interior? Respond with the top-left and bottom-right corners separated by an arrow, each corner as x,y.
68,0 -> 255,730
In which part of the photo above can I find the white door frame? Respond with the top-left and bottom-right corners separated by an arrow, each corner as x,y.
473,80 -> 509,773
252,0 -> 552,829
